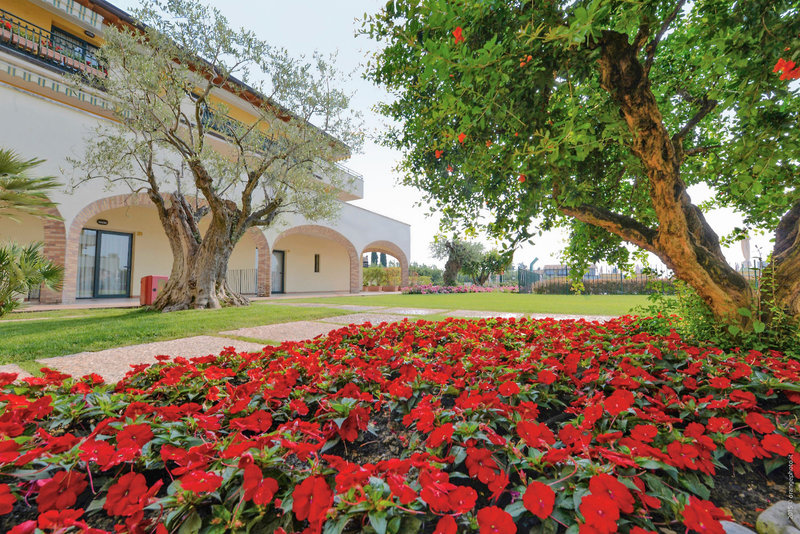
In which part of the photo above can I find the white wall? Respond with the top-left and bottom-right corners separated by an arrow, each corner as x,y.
274,234 -> 349,292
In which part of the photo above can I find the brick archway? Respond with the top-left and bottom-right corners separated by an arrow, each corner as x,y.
273,225 -> 361,293
62,193 -> 151,303
362,240 -> 410,287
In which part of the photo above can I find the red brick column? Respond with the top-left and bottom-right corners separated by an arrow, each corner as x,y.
39,208 -> 66,304
248,228 -> 271,297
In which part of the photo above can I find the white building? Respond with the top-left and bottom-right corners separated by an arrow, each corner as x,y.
0,0 -> 410,304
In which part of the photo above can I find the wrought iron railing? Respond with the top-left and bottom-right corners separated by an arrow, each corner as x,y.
0,8 -> 107,78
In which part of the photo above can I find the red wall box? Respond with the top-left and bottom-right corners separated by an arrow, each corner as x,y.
140,275 -> 168,306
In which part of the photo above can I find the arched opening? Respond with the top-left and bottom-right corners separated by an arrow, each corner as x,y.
361,240 -> 409,289
272,225 -> 360,294
63,194 -> 270,302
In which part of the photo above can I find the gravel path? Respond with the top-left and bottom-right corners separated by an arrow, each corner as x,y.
37,336 -> 266,384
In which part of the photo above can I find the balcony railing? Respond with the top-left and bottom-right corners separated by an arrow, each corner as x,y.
0,8 -> 107,79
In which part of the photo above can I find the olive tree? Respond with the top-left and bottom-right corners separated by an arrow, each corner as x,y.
76,0 -> 362,311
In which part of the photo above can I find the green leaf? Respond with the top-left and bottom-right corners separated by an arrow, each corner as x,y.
177,510 -> 202,534
728,325 -> 740,336
753,321 -> 765,334
369,510 -> 388,534
737,307 -> 751,317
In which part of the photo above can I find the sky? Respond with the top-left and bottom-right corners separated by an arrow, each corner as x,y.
112,0 -> 771,271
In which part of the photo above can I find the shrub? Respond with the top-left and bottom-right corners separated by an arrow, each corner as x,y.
0,317 -> 796,533
402,284 -> 517,294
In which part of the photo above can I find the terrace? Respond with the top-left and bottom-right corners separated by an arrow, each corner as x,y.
0,7 -> 107,79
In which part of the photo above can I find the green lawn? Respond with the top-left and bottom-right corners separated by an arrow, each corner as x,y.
0,303 -> 345,363
291,293 -> 654,316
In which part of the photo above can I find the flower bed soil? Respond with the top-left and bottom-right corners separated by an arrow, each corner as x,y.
0,316 -> 797,534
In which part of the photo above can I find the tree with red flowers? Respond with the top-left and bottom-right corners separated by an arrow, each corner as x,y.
365,1 -> 800,328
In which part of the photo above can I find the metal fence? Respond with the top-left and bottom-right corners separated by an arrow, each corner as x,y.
518,263 -> 763,295
226,269 -> 257,295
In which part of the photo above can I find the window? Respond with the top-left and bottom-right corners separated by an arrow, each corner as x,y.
314,254 -> 320,273
50,26 -> 101,68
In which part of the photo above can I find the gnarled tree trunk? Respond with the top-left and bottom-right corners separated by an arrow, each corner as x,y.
560,31 -> 755,325
762,201 -> 800,320
149,192 -> 248,312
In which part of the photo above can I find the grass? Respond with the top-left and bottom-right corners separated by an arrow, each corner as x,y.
0,303 -> 345,363
290,292 -> 655,316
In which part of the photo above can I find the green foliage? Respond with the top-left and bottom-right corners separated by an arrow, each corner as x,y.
363,0 -> 800,295
410,262 -> 443,285
0,243 -> 63,317
638,280 -> 800,358
462,248 -> 511,286
363,266 -> 388,286
430,236 -> 484,285
370,252 -> 379,266
0,149 -> 60,221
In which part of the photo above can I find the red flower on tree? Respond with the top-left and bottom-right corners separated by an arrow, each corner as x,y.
458,133 -> 467,144
477,506 -> 516,534
523,480 -> 555,519
453,27 -> 464,44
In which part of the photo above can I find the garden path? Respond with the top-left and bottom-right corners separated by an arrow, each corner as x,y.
8,303 -> 615,383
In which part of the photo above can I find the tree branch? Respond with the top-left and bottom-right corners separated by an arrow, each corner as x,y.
672,95 -> 717,143
643,0 -> 687,75
559,203 -> 659,254
684,145 -> 722,156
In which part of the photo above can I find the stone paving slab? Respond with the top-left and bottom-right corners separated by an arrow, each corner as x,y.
528,313 -> 616,321
320,313 -> 423,325
222,321 -> 338,343
0,364 -> 32,380
38,336 -> 267,384
380,307 -> 446,315
446,310 -> 525,319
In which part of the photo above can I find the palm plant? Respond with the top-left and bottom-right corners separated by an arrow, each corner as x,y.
0,149 -> 62,315
0,149 -> 60,220
0,243 -> 63,316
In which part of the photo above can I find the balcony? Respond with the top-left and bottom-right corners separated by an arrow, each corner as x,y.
0,8 -> 107,79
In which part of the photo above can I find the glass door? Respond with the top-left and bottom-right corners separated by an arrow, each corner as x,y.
77,229 -> 133,298
271,250 -> 285,294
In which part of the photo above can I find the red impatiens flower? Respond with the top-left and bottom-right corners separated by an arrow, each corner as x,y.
517,420 -> 555,448
604,390 -> 634,416
453,27 -> 464,44
104,472 -> 161,517
498,381 -> 519,396
706,417 -> 733,433
449,485 -> 478,514
589,473 -> 635,514
477,506 -> 516,534
181,470 -> 223,494
240,455 -> 279,506
434,515 -> 458,534
630,424 -> 658,443
36,508 -> 86,530
761,433 -> 795,456
116,424 -> 154,451
579,494 -> 620,534
744,412 -> 775,434
682,496 -> 728,534
458,133 -> 467,144
37,471 -> 88,512
724,435 -> 755,463
428,423 -> 454,448
292,476 -> 333,524
523,480 -> 555,519
0,483 -> 15,515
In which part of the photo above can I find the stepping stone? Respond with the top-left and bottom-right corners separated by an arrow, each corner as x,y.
757,502 -> 800,534
381,307 -> 445,315
528,313 -> 616,321
446,310 -> 525,319
320,313 -> 427,325
723,522 -> 758,534
0,364 -> 32,380
222,321 -> 338,343
38,336 -> 267,384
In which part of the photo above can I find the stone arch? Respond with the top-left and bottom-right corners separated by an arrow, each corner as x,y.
361,240 -> 410,287
273,225 -> 361,293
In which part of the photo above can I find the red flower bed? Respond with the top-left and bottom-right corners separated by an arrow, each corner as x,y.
0,316 -> 798,533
